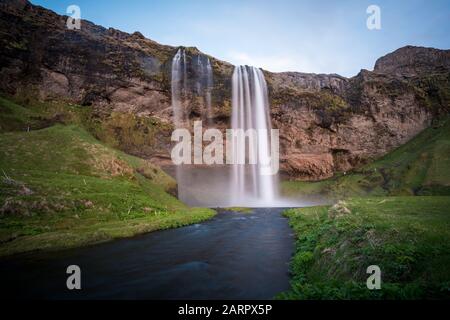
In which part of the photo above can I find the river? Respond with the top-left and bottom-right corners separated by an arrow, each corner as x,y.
0,208 -> 294,300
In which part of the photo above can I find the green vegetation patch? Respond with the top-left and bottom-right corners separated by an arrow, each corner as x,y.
0,97 -> 215,256
87,111 -> 173,158
279,197 -> 450,299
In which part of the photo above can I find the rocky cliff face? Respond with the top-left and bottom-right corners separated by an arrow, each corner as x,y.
1,1 -> 449,180
267,52 -> 450,179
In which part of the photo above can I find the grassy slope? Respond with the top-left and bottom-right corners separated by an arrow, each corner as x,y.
282,117 -> 450,199
0,97 -> 215,256
280,197 -> 450,299
280,116 -> 450,299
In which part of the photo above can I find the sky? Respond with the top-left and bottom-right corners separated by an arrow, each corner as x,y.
31,0 -> 450,77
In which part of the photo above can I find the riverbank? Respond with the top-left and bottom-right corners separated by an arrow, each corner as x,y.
280,196 -> 450,299
0,208 -> 292,299
0,97 -> 215,257
0,206 -> 215,257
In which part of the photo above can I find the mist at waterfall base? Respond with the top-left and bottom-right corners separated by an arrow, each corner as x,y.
171,165 -> 323,208
171,50 -> 320,208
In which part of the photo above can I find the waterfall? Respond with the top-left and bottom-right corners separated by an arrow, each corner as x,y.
171,49 -> 281,207
230,65 -> 278,206
205,58 -> 213,125
172,48 -> 213,126
171,48 -> 187,127
171,48 -> 215,203
171,48 -> 186,202
195,55 -> 214,125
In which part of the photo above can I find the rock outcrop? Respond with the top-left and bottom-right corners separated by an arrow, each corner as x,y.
0,1 -> 449,180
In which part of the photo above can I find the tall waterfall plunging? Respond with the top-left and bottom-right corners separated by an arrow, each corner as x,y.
171,49 -> 291,207
230,65 -> 279,206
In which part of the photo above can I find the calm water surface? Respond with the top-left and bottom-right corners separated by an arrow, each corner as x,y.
0,208 -> 294,299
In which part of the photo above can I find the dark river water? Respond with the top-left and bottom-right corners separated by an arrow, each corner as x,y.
0,208 -> 294,300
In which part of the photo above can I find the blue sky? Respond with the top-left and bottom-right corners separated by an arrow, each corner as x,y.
31,0 -> 449,77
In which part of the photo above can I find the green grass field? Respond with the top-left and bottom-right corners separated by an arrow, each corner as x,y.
280,197 -> 450,299
0,97 -> 215,256
279,114 -> 450,299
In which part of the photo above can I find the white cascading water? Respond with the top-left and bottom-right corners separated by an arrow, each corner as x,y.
172,49 -> 286,207
230,65 -> 278,206
205,58 -> 213,125
171,48 -> 214,202
171,48 -> 185,126
195,55 -> 214,125
171,48 -> 186,202
172,48 -> 213,126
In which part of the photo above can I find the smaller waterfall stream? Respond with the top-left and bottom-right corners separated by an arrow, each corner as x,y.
172,48 -> 213,126
171,48 -> 215,203
171,48 -> 187,126
205,58 -> 213,125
